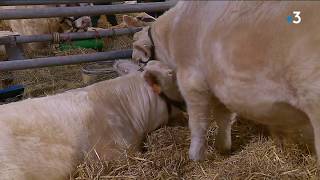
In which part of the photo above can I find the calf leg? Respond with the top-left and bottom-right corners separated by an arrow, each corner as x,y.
177,69 -> 212,161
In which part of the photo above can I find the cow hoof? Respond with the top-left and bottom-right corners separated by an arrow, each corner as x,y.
214,141 -> 231,155
189,151 -> 205,161
216,147 -> 231,155
189,139 -> 207,161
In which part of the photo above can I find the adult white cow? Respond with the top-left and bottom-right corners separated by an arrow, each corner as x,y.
0,61 -> 185,180
131,1 -> 320,163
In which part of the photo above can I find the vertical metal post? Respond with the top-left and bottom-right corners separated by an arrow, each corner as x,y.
4,36 -> 25,61
0,36 -> 18,89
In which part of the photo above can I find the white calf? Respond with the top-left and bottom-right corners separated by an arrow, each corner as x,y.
0,61 -> 184,180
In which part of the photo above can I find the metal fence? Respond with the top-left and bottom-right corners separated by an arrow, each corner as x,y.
0,50 -> 133,71
0,28 -> 141,44
0,1 -> 176,71
0,0 -> 116,6
0,2 -> 175,20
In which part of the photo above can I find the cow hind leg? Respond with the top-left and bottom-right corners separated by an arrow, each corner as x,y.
301,101 -> 320,165
214,105 -> 235,154
177,69 -> 212,161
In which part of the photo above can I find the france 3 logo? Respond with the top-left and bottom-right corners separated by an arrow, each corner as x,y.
287,11 -> 301,24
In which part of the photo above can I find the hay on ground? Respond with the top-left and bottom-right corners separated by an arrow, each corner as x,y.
73,120 -> 319,180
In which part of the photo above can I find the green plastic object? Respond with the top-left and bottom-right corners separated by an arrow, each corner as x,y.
59,39 -> 105,51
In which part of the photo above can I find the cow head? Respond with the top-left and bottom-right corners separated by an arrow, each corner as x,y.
60,16 -> 92,32
126,14 -> 156,64
58,3 -> 93,32
143,61 -> 187,126
73,16 -> 92,30
132,27 -> 154,64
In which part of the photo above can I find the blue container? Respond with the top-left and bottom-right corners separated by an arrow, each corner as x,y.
0,84 -> 24,101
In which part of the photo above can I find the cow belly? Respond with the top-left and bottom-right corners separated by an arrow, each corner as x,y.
211,79 -> 309,127
246,101 -> 309,127
213,81 -> 313,146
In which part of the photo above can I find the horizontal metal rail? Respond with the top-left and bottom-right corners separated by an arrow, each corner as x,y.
0,1 -> 176,20
0,49 -> 132,71
0,0 -> 117,6
0,27 -> 141,45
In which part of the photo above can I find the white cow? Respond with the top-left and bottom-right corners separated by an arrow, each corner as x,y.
131,1 -> 320,163
0,61 -> 185,180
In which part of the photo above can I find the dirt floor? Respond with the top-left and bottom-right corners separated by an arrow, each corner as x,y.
1,19 -> 319,180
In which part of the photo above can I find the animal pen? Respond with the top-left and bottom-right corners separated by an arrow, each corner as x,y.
0,0 -> 175,71
0,1 -> 319,179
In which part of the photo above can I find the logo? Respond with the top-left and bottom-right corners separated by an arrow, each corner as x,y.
287,11 -> 301,24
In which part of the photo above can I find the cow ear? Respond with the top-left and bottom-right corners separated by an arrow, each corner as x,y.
123,15 -> 139,27
137,14 -> 156,23
143,71 -> 162,94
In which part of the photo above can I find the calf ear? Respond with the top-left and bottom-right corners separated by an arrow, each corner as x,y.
143,61 -> 174,94
143,71 -> 162,94
123,15 -> 140,27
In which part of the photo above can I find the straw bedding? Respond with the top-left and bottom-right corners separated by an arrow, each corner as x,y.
72,119 -> 318,179
0,20 -> 319,180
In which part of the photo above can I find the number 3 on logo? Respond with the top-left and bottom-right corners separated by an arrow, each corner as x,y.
292,11 -> 301,24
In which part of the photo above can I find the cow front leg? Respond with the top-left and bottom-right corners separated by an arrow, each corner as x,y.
177,69 -> 212,161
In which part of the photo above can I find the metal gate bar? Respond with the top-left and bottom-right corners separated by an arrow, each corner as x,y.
0,28 -> 141,45
0,49 -> 132,71
0,2 -> 176,20
0,0 -> 115,6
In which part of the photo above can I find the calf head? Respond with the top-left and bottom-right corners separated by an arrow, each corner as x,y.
143,61 -> 187,126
